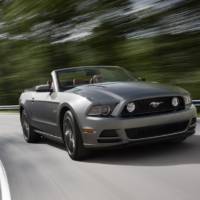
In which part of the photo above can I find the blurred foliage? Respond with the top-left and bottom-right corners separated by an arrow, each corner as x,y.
0,0 -> 200,104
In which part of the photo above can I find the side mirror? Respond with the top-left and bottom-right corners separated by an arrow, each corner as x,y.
35,85 -> 52,93
137,77 -> 146,82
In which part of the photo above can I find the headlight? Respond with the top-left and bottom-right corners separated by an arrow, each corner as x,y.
88,105 -> 111,116
183,95 -> 192,105
126,102 -> 136,112
172,97 -> 179,107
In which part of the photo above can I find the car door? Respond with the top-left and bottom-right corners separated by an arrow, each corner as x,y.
31,89 -> 59,136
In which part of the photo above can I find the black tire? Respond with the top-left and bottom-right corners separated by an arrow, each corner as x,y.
63,110 -> 89,160
21,110 -> 40,143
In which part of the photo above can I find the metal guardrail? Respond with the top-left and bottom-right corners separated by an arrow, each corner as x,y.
192,100 -> 200,107
0,105 -> 19,110
0,100 -> 200,110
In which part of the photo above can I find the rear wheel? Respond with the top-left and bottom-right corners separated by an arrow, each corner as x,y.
63,110 -> 89,160
21,110 -> 40,143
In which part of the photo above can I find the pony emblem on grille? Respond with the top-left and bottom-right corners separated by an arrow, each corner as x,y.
150,101 -> 164,108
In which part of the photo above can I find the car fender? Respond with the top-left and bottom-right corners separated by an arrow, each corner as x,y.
57,98 -> 92,136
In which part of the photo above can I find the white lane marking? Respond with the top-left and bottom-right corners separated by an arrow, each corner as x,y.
0,160 -> 11,200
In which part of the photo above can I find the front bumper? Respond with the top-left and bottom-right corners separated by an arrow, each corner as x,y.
81,105 -> 197,148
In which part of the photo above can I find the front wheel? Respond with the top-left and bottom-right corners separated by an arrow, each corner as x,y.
63,110 -> 89,160
21,110 -> 40,143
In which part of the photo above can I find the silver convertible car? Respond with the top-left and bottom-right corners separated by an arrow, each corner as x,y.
19,66 -> 197,160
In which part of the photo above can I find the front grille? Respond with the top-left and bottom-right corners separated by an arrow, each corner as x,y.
121,96 -> 185,118
126,120 -> 189,140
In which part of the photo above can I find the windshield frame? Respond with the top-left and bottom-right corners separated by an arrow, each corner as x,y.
55,66 -> 137,91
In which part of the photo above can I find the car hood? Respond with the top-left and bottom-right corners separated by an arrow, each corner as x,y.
68,82 -> 188,103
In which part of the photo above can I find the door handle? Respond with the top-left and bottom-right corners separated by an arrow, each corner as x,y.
31,98 -> 35,102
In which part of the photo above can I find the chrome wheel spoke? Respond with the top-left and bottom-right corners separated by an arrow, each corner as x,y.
64,121 -> 75,154
70,134 -> 75,149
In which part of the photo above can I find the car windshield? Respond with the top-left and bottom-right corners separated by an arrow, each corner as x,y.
57,66 -> 136,90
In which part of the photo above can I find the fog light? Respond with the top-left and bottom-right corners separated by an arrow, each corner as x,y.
172,97 -> 179,107
82,127 -> 95,134
127,102 -> 136,112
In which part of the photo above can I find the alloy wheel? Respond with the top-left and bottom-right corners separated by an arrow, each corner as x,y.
64,117 -> 76,155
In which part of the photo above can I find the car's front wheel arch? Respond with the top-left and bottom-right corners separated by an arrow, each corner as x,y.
59,104 -> 82,140
60,108 -> 89,160
59,106 -> 70,140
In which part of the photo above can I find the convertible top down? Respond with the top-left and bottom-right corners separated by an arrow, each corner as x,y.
19,66 -> 197,160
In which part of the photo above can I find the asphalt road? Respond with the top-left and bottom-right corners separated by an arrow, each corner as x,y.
0,113 -> 200,200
